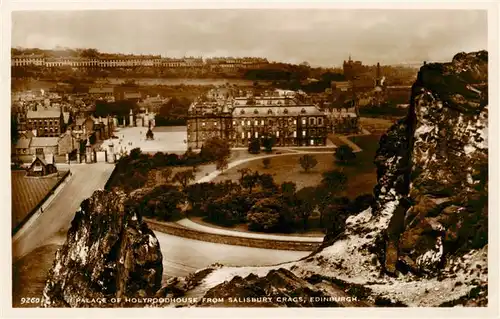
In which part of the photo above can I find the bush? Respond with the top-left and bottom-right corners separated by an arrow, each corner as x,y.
262,157 -> 271,169
247,198 -> 283,232
299,154 -> 318,173
334,145 -> 356,165
248,138 -> 261,154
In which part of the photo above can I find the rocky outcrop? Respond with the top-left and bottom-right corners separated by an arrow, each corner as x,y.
42,190 -> 163,307
385,51 -> 488,275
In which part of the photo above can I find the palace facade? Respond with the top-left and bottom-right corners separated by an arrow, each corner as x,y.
186,91 -> 328,149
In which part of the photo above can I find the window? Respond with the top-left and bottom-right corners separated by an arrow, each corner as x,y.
283,109 -> 288,115
255,132 -> 258,138
247,131 -> 251,138
202,122 -> 205,126
303,130 -> 306,137
261,120 -> 264,125
293,119 -> 297,125
254,109 -> 259,114
276,131 -> 280,137
36,148 -> 43,155
310,118 -> 316,125
268,109 -> 273,115
214,122 -> 217,126
293,131 -> 297,137
318,118 -> 323,125
301,108 -> 306,114
241,120 -> 245,126
242,132 -> 245,138
254,120 -> 258,126
233,121 -> 236,125
269,120 -> 274,126
302,118 -> 306,125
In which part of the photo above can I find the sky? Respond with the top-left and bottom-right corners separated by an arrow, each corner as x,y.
11,9 -> 488,67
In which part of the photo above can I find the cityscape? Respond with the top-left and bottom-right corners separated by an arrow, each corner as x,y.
8,8 -> 490,313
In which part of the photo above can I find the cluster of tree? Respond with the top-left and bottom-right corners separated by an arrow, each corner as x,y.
247,135 -> 276,154
108,137 -> 230,192
94,100 -> 136,120
186,165 -> 374,234
154,97 -> 191,126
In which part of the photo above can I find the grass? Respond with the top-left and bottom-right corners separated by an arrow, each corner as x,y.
11,170 -> 67,230
213,135 -> 382,199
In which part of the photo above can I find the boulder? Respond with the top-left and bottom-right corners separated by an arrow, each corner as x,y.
42,190 -> 163,307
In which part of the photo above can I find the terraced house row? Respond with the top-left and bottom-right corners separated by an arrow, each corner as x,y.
11,54 -> 269,69
187,90 -> 329,149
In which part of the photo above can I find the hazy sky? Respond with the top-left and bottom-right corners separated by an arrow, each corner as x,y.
11,9 -> 488,67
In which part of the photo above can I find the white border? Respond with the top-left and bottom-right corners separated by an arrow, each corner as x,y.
1,1 -> 499,319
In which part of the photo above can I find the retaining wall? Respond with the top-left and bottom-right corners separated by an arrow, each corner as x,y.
145,218 -> 320,252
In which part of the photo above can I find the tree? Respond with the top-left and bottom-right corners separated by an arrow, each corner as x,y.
248,138 -> 261,154
130,148 -> 142,160
11,115 -> 19,145
216,156 -> 229,174
200,137 -> 231,163
262,157 -> 271,169
295,186 -> 319,230
160,167 -> 173,183
257,173 -> 277,192
238,168 -> 251,181
247,198 -> 283,232
262,135 -> 275,153
280,182 -> 297,199
334,145 -> 357,165
173,169 -> 196,190
241,171 -> 260,193
321,170 -> 348,195
299,154 -> 318,173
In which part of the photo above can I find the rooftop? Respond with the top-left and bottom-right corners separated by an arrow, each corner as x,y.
27,110 -> 60,119
30,137 -> 59,147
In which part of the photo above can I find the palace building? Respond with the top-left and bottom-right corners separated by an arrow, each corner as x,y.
186,90 -> 328,149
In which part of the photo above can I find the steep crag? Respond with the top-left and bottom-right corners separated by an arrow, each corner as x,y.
42,190 -> 163,307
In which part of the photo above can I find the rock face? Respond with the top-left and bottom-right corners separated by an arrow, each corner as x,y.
381,51 -> 488,276
42,190 -> 163,307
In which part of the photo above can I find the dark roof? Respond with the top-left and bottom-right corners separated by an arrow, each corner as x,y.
15,138 -> 31,149
89,87 -> 114,94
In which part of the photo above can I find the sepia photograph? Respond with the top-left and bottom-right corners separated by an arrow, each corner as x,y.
3,2 -> 497,316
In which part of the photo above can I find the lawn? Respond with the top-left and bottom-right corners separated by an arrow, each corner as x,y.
11,170 -> 67,231
212,134 -> 382,199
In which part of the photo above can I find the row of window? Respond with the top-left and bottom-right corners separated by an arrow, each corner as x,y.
189,129 -> 324,140
28,119 -> 59,125
190,117 -> 324,128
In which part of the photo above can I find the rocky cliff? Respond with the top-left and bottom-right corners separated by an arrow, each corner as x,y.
42,190 -> 163,307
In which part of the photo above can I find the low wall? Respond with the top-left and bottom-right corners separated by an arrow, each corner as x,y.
145,218 -> 320,252
12,170 -> 71,236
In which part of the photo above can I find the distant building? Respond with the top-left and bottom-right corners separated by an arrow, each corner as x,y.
26,109 -> 64,137
89,87 -> 114,99
30,137 -> 59,157
343,55 -> 365,81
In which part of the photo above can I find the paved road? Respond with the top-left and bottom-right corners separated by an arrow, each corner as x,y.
12,163 -> 115,260
177,218 -> 324,243
155,232 -> 309,279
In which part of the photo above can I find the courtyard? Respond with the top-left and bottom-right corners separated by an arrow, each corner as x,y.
106,125 -> 188,155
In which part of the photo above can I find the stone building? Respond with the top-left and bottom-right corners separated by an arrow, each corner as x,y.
186,90 -> 328,149
26,156 -> 58,177
26,109 -> 64,137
